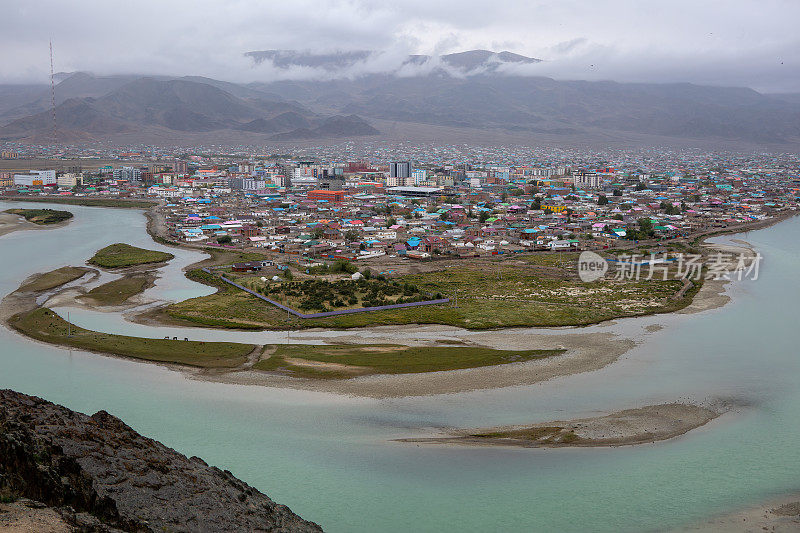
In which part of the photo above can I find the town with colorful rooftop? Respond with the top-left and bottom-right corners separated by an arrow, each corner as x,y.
1,143 -> 798,330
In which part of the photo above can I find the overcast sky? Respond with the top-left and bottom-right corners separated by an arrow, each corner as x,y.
2,0 -> 799,92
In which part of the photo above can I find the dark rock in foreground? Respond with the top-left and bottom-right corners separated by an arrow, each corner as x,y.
0,389 -> 322,532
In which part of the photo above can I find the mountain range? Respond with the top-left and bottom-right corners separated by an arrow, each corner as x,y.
1,49 -> 799,147
0,75 -> 377,143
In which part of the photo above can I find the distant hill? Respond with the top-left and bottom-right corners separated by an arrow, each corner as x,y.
269,114 -> 379,141
249,71 -> 800,144
2,54 -> 799,146
768,93 -> 800,105
0,72 -> 139,121
0,74 -> 380,142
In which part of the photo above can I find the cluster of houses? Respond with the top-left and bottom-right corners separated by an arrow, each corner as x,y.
3,151 -> 798,263
154,165 -> 797,262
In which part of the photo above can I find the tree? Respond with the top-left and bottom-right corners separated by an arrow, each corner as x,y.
635,182 -> 647,191
331,259 -> 357,274
660,201 -> 681,215
344,229 -> 360,242
479,211 -> 490,223
625,217 -> 657,241
217,235 -> 232,244
612,189 -> 622,196
598,195 -> 609,205
387,217 -> 397,227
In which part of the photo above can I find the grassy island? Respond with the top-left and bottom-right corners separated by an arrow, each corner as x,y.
254,344 -> 565,379
5,208 -> 73,225
10,307 -> 253,368
81,275 -> 153,305
7,297 -> 564,377
89,243 -> 174,268
18,266 -> 92,292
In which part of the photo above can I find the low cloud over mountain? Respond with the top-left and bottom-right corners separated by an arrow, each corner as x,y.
244,49 -> 541,78
1,54 -> 799,146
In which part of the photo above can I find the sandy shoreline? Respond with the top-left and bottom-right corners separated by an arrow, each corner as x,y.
189,329 -> 636,397
0,212 -> 71,237
396,403 -> 721,448
682,493 -> 800,532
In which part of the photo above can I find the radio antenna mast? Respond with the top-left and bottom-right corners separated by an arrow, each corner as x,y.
49,40 -> 58,144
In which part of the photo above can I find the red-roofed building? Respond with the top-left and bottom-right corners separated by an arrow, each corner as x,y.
308,190 -> 345,202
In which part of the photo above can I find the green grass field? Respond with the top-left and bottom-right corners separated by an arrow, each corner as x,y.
10,307 -> 254,368
89,243 -> 174,268
81,275 -> 151,305
168,257 -> 696,330
254,343 -> 565,379
18,266 -> 91,292
167,290 -> 288,329
5,208 -> 73,225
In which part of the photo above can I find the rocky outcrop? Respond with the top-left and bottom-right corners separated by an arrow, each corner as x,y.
0,389 -> 322,532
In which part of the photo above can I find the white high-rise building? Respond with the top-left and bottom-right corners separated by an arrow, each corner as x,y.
14,170 -> 57,186
573,171 -> 600,189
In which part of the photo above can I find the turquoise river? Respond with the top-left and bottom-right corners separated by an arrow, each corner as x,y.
1,200 -> 799,532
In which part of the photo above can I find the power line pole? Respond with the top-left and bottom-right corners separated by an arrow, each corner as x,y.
49,40 -> 58,144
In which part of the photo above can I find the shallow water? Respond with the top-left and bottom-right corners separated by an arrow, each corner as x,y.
1,200 -> 799,532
